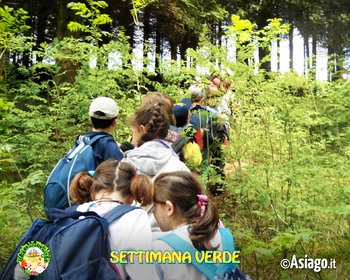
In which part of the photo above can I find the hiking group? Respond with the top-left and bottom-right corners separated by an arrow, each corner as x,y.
1,77 -> 251,280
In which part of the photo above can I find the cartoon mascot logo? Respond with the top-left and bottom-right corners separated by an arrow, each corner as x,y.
17,241 -> 51,276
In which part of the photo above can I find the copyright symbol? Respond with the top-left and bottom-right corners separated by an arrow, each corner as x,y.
280,259 -> 290,269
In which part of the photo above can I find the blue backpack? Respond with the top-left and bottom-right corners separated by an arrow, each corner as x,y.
0,204 -> 137,280
158,228 -> 252,280
44,134 -> 107,215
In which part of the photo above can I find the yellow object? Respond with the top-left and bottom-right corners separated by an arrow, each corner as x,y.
182,142 -> 202,168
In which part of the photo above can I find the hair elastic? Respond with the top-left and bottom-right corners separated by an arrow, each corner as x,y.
88,170 -> 95,177
197,194 -> 208,217
134,174 -> 139,178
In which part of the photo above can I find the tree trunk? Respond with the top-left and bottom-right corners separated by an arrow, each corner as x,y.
332,50 -> 344,81
170,41 -> 177,60
0,49 -> 8,93
311,34 -> 317,79
36,1 -> 48,62
155,17 -> 161,71
180,29 -> 189,61
259,45 -> 271,72
289,24 -> 294,71
143,7 -> 151,69
118,3 -> 134,49
304,34 -> 309,75
327,45 -> 334,81
256,17 -> 271,73
277,38 -> 280,71
55,0 -> 80,86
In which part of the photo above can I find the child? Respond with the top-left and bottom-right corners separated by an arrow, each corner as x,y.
87,96 -> 124,165
173,100 -> 202,168
120,92 -> 179,151
189,87 -> 227,193
72,159 -> 158,280
122,103 -> 189,179
70,171 -> 93,205
122,103 -> 190,239
152,171 -> 251,280
141,91 -> 180,145
44,97 -> 123,214
141,91 -> 177,127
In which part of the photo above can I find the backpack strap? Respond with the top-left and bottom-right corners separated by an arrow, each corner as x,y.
190,104 -> 206,112
182,123 -> 194,130
47,204 -> 138,224
85,134 -> 109,145
158,228 -> 236,279
47,205 -> 101,220
171,136 -> 185,154
171,124 -> 196,154
213,228 -> 237,276
103,204 -> 139,224
68,134 -> 108,160
153,139 -> 179,158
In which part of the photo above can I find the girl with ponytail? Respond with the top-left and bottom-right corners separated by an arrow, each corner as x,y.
152,171 -> 243,280
122,103 -> 189,179
70,159 -> 158,280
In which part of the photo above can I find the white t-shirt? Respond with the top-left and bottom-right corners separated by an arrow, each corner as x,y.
77,201 -> 159,280
217,90 -> 235,119
152,224 -> 223,280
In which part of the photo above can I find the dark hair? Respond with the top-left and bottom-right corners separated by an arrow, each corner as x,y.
129,103 -> 170,146
70,159 -> 153,206
153,171 -> 219,251
141,92 -> 176,126
90,117 -> 116,129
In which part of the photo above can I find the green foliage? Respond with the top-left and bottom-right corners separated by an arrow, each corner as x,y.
0,5 -> 34,95
0,5 -> 31,52
226,15 -> 289,66
221,75 -> 350,279
67,0 -> 113,42
0,5 -> 349,279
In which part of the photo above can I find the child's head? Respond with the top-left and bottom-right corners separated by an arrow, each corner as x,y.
219,80 -> 233,92
142,92 -> 176,126
153,171 -> 219,251
129,103 -> 170,146
173,102 -> 190,127
89,97 -> 119,129
211,76 -> 221,86
70,172 -> 93,204
70,159 -> 153,206
189,86 -> 206,104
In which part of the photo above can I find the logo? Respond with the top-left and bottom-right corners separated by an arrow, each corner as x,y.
16,241 -> 51,276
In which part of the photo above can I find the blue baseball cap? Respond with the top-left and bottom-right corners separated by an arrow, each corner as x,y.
179,98 -> 192,109
173,103 -> 189,127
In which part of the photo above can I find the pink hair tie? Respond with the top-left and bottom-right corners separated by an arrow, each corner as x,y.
134,174 -> 139,178
197,194 -> 208,217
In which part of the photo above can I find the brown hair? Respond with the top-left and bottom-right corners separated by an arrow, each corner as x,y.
141,91 -> 176,126
70,160 -> 153,207
219,80 -> 233,92
153,171 -> 219,251
70,172 -> 93,204
129,103 -> 170,146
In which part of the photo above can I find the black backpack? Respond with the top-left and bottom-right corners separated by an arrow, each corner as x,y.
171,124 -> 196,157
